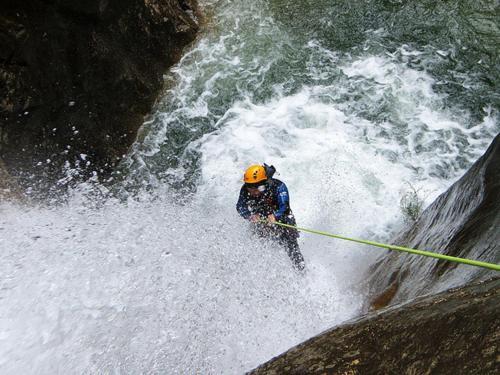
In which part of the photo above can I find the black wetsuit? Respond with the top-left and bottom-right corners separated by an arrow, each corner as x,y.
236,178 -> 305,270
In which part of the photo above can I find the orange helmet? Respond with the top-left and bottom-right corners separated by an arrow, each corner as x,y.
243,164 -> 267,184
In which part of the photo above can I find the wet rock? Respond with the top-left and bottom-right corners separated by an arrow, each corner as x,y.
249,277 -> 500,375
0,157 -> 22,200
0,0 -> 199,192
368,134 -> 499,308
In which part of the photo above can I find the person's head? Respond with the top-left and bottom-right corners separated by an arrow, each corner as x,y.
243,164 -> 268,196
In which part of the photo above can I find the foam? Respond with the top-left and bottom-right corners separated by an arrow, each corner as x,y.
1,0 -> 498,373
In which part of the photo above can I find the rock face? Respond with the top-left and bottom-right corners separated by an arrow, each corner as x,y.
0,158 -> 21,200
249,277 -> 500,375
368,134 -> 499,308
0,0 -> 199,190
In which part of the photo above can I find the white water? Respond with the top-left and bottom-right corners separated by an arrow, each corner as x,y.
1,0 -> 498,373
0,196 -> 363,374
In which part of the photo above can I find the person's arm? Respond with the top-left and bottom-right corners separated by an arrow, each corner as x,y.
236,187 -> 251,219
273,182 -> 290,220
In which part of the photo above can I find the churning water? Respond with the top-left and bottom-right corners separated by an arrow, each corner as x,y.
1,0 -> 498,373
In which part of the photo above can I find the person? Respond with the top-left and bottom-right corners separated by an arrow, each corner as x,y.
236,164 -> 305,271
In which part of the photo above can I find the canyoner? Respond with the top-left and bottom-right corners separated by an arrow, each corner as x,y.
236,164 -> 305,271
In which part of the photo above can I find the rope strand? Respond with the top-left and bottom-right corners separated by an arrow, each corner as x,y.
272,221 -> 500,271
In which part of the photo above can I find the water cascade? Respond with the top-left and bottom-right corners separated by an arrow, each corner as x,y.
1,0 -> 498,373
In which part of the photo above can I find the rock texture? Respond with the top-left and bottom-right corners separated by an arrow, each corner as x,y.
368,134 -> 499,308
0,0 -> 199,190
0,158 -> 21,200
249,277 -> 500,375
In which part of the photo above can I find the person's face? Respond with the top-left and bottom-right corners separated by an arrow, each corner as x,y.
246,184 -> 266,197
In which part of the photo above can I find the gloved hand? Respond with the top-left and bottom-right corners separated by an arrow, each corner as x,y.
249,214 -> 260,223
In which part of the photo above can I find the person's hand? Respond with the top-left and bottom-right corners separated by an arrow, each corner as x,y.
267,214 -> 276,224
249,214 -> 260,223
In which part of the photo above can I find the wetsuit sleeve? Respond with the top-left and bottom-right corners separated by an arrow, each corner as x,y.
274,182 -> 290,220
236,186 -> 251,219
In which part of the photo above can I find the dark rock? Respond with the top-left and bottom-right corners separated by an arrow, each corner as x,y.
368,134 -> 500,308
249,277 -> 500,375
0,0 -> 199,192
0,157 -> 22,200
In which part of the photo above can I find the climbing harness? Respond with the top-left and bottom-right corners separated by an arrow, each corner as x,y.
271,222 -> 500,271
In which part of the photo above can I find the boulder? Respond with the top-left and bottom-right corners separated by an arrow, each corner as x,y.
0,0 -> 199,191
249,277 -> 499,375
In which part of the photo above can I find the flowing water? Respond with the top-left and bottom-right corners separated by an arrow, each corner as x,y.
1,0 -> 499,373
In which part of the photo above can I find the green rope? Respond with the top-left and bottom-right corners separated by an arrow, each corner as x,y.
272,221 -> 500,272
